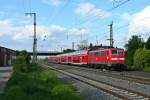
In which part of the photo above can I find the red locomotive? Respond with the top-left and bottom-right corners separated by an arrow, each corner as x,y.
48,47 -> 126,70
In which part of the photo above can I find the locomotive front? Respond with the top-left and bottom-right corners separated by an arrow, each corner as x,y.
108,48 -> 126,70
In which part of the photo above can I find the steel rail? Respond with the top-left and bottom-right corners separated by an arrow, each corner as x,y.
43,64 -> 150,100
48,63 -> 150,85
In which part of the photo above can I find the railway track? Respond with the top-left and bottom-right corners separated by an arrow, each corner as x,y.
43,64 -> 150,100
48,63 -> 150,85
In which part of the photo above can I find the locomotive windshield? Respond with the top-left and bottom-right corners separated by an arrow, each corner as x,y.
111,50 -> 123,55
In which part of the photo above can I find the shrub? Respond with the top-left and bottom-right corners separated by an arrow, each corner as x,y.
38,69 -> 57,81
143,67 -> 150,72
13,50 -> 32,73
6,72 -> 31,89
133,48 -> 150,70
36,69 -> 61,92
51,84 -> 82,100
28,90 -> 51,100
2,62 -> 82,100
4,85 -> 27,100
28,63 -> 39,72
13,56 -> 28,73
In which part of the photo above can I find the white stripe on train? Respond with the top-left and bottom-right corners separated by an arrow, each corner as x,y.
111,58 -> 125,60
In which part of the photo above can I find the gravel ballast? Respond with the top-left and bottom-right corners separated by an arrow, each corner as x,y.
49,63 -> 150,96
57,72 -> 120,100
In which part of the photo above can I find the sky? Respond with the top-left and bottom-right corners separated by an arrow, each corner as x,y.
0,0 -> 150,52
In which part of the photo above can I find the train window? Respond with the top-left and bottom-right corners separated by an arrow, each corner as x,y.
92,53 -> 94,56
89,53 -> 91,56
118,50 -> 123,54
94,52 -> 98,55
89,53 -> 93,56
101,51 -> 104,55
111,50 -> 123,54
98,51 -> 104,56
111,50 -> 117,54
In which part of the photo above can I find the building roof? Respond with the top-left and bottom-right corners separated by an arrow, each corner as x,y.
0,46 -> 16,52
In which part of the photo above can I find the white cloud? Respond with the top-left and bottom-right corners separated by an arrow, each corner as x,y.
49,25 -> 66,33
42,0 -> 62,6
0,19 -> 52,41
75,2 -> 111,18
114,33 -> 127,42
0,19 -> 88,41
47,25 -> 88,36
128,6 -> 150,40
121,12 -> 132,22
0,19 -> 13,36
114,33 -> 127,47
68,28 -> 88,36
12,25 -> 52,41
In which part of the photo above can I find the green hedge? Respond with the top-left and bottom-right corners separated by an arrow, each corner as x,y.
133,48 -> 150,71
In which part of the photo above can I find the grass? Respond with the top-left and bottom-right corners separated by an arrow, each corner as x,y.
143,67 -> 150,72
0,64 -> 82,100
127,65 -> 150,72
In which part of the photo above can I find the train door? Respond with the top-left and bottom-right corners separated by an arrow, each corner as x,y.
105,50 -> 109,64
81,54 -> 87,64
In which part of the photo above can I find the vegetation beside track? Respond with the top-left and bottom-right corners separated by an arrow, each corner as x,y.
125,36 -> 150,72
0,51 -> 82,100
133,48 -> 150,72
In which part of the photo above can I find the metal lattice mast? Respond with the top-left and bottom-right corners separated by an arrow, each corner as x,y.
25,13 -> 37,62
108,21 -> 114,47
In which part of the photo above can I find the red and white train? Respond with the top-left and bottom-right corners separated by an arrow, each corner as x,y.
48,47 -> 126,70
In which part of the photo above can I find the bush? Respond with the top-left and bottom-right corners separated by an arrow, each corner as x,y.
28,63 -> 39,72
51,84 -> 82,100
13,56 -> 28,73
35,69 -> 62,92
4,85 -> 27,100
6,72 -> 30,89
1,51 -> 82,100
13,50 -> 32,73
38,69 -> 57,81
1,65 -> 82,100
143,67 -> 150,72
133,48 -> 150,70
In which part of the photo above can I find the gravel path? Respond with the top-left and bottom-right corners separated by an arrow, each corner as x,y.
0,67 -> 12,93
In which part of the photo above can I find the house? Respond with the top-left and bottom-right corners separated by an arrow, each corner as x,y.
0,46 -> 16,67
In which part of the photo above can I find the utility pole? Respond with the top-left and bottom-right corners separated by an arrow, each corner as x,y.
72,42 -> 74,50
96,35 -> 98,45
67,32 -> 69,40
25,13 -> 37,63
61,47 -> 63,52
79,28 -> 83,41
108,21 -> 114,47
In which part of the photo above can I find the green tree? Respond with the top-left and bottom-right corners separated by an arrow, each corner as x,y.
63,49 -> 75,53
19,50 -> 31,64
125,35 -> 145,66
89,43 -> 93,49
13,50 -> 31,73
145,37 -> 150,50
134,48 -> 150,70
